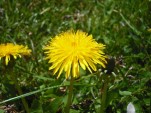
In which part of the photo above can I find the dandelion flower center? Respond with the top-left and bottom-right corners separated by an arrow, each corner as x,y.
44,30 -> 107,79
71,42 -> 77,47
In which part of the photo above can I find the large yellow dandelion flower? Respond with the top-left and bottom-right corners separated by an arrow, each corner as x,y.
0,43 -> 31,65
44,30 -> 107,79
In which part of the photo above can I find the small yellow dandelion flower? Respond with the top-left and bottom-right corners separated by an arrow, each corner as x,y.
0,43 -> 31,65
44,30 -> 107,79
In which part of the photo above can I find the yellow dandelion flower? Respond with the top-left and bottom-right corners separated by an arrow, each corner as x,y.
0,43 -> 31,65
44,30 -> 107,79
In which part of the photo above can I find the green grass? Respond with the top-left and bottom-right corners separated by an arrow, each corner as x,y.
0,0 -> 150,113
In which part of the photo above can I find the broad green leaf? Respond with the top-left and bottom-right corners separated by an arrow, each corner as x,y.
49,97 -> 63,113
119,90 -> 132,96
0,109 -> 5,113
30,99 -> 43,113
70,109 -> 79,113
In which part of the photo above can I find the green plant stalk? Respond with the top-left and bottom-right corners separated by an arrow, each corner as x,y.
7,59 -> 30,113
64,77 -> 74,113
11,73 -> 30,113
100,75 -> 109,113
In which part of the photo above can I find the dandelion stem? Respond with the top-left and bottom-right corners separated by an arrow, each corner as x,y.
64,77 -> 74,113
100,75 -> 109,113
13,78 -> 30,113
9,66 -> 30,113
